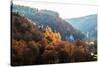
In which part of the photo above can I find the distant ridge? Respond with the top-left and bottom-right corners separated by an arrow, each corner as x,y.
66,14 -> 97,40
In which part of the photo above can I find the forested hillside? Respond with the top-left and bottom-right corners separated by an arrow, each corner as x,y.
12,5 -> 85,41
11,12 -> 96,66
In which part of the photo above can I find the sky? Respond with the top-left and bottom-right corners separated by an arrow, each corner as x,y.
12,0 -> 98,19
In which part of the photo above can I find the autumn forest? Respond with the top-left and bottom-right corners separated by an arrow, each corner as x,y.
11,4 -> 97,66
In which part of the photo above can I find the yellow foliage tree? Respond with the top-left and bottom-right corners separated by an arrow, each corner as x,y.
44,26 -> 61,44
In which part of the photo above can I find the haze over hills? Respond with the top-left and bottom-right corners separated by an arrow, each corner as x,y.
66,14 -> 97,40
11,12 -> 97,65
12,4 -> 85,41
11,3 -> 97,65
